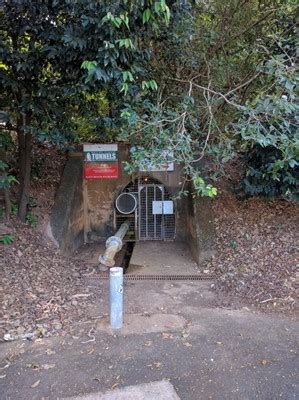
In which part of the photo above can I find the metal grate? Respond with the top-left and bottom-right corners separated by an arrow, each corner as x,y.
139,184 -> 163,240
115,177 -> 175,242
138,182 -> 175,241
98,273 -> 216,281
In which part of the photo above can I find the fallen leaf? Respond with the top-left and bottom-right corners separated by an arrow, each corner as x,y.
260,359 -> 272,366
142,312 -> 151,317
0,362 -> 10,370
183,342 -> 192,347
27,363 -> 40,370
0,374 -> 6,379
111,382 -> 119,390
144,340 -> 152,347
41,364 -> 55,370
71,293 -> 91,299
31,380 -> 40,388
162,333 -> 173,340
45,348 -> 55,355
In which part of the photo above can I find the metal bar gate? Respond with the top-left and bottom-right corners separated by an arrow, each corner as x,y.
139,184 -> 164,240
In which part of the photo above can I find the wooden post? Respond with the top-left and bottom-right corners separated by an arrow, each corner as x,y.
83,173 -> 89,243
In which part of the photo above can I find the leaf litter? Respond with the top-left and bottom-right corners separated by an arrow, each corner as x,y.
209,190 -> 298,312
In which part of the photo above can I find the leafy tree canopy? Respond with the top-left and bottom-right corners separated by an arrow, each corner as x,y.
0,0 -> 172,219
118,0 -> 298,199
0,0 -> 298,222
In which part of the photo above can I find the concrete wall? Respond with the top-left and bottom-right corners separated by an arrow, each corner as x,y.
47,153 -> 84,254
185,193 -> 215,263
48,144 -> 215,264
86,144 -> 131,238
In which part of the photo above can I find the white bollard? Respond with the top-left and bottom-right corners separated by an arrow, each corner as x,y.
109,267 -> 123,329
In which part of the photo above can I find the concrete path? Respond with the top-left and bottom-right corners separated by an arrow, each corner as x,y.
66,380 -> 180,400
0,281 -> 298,400
127,242 -> 200,275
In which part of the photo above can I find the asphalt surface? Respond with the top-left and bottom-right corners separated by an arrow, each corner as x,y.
0,281 -> 298,400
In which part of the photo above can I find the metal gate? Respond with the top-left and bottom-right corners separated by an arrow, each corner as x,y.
138,184 -> 175,240
115,178 -> 175,241
139,184 -> 164,240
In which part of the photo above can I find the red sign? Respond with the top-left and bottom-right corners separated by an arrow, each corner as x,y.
84,163 -> 119,179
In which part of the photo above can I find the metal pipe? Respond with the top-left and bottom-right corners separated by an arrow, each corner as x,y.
99,220 -> 130,268
110,267 -> 123,329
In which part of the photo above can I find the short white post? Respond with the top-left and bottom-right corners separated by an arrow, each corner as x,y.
109,267 -> 123,329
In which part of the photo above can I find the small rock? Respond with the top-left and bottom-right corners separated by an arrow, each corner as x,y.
36,325 -> 48,336
52,322 -> 62,330
16,326 -> 25,335
12,319 -> 21,328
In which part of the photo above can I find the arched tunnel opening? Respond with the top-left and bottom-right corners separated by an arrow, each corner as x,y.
113,177 -> 176,272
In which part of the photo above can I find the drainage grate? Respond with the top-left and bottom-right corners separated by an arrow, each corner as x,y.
99,274 -> 216,281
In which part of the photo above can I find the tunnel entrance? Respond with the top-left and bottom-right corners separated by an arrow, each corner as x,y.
48,145 -> 215,266
114,177 -> 175,242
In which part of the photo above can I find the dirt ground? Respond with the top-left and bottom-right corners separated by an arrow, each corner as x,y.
0,280 -> 298,399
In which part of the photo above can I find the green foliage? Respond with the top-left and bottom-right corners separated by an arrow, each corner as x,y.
0,234 -> 14,245
0,1 -> 171,148
26,211 -> 38,228
72,91 -> 110,142
229,240 -> 238,250
0,161 -> 18,189
235,24 -> 298,199
31,156 -> 46,179
0,173 -> 18,189
192,176 -> 217,198
0,0 -> 297,202
242,145 -> 298,199
118,0 -> 297,199
11,202 -> 18,216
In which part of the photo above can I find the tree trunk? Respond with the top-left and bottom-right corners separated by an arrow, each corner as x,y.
4,182 -> 11,222
17,117 -> 25,205
17,116 -> 32,222
0,147 -> 11,222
